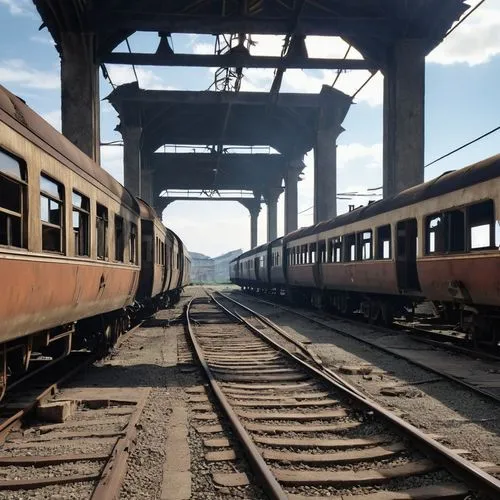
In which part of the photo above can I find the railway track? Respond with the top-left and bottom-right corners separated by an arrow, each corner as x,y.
186,293 -> 500,499
225,290 -> 500,405
0,321 -> 146,498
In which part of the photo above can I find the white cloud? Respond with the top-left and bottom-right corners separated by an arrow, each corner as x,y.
42,110 -> 61,131
0,59 -> 59,90
0,0 -> 33,16
428,1 -> 500,66
30,35 -> 54,46
107,65 -> 175,90
100,145 -> 124,184
338,143 -> 382,170
297,143 -> 382,227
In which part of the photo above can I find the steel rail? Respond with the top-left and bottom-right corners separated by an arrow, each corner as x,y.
0,353 -> 96,440
185,297 -> 288,500
209,291 -> 500,498
229,291 -> 500,405
0,319 -> 144,438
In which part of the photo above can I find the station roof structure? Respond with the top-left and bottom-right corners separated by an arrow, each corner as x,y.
34,0 -> 469,66
107,82 -> 351,158
32,0 -> 470,212
151,152 -> 300,193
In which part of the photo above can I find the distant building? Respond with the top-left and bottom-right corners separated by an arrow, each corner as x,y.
190,249 -> 242,283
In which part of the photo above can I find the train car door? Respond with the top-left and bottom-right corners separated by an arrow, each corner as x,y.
396,219 -> 421,292
254,256 -> 260,281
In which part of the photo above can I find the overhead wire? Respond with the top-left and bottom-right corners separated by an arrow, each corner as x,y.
445,0 -> 485,38
424,124 -> 500,168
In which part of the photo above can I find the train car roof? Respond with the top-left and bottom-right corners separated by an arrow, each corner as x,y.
137,198 -> 160,220
285,153 -> 500,242
0,85 -> 138,213
230,236 -> 283,264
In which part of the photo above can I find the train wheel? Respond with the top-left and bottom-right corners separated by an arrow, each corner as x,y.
369,302 -> 381,324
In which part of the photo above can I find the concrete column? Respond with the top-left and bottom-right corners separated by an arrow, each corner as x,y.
122,126 -> 142,198
383,40 -> 425,198
313,86 -> 351,224
239,198 -> 261,249
141,168 -> 153,205
264,188 -> 281,242
285,165 -> 300,234
154,198 -> 171,220
60,32 -> 100,163
314,129 -> 338,224
250,206 -> 259,249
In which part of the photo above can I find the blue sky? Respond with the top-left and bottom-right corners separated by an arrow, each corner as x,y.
1,0 -> 499,256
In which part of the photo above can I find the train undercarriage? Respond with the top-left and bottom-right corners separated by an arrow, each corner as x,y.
238,283 -> 499,350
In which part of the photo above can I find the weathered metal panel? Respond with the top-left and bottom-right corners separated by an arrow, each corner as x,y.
417,253 -> 500,306
0,253 -> 139,343
321,261 -> 398,295
287,265 -> 315,287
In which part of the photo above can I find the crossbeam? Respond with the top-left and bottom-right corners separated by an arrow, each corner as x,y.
112,89 -> 330,107
159,197 -> 255,202
103,52 -> 375,70
95,14 -> 395,38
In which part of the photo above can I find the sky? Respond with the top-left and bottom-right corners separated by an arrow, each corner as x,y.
1,1 -> 500,257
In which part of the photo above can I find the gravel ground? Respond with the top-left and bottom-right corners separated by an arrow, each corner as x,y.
220,287 -> 500,468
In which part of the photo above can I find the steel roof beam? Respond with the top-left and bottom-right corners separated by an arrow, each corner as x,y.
95,15 -> 395,38
102,52 -> 374,70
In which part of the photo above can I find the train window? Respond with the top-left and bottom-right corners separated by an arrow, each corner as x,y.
468,200 -> 494,250
130,223 -> 138,263
96,204 -> 108,260
40,174 -> 64,253
329,237 -> 342,263
72,191 -> 89,257
358,231 -> 372,260
0,150 -> 26,248
376,225 -> 391,259
309,243 -> 317,264
301,244 -> 308,264
114,215 -> 124,262
448,210 -> 465,252
426,214 -> 444,254
318,241 -> 326,263
344,233 -> 356,262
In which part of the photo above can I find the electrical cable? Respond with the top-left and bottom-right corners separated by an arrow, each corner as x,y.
445,0 -> 485,38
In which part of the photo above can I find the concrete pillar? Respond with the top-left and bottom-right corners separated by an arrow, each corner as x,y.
60,32 -> 100,163
285,165 -> 300,234
154,198 -> 171,220
314,129 -> 338,224
250,206 -> 259,249
239,198 -> 261,249
383,40 -> 425,198
313,86 -> 351,224
122,126 -> 142,198
264,188 -> 281,242
141,168 -> 153,205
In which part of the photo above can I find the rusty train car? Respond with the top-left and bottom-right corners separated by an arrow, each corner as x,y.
0,84 -> 190,396
231,155 -> 500,348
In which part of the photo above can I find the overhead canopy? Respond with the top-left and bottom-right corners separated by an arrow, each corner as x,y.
34,0 -> 468,65
151,152 -> 297,193
107,82 -> 352,157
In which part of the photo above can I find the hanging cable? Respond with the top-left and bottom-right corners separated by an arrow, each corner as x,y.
125,38 -> 139,84
425,124 -> 500,168
351,71 -> 376,100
